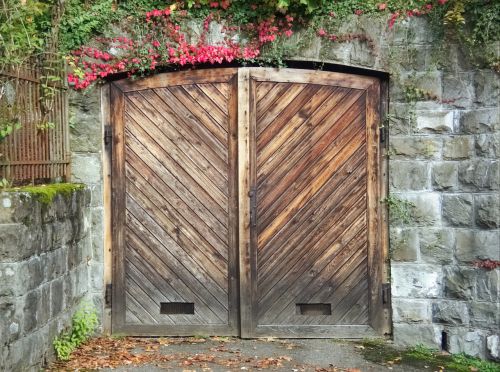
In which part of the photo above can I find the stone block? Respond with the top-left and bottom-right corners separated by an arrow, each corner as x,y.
50,278 -> 64,318
23,290 -> 40,334
474,70 -> 500,107
389,161 -> 429,191
419,228 -> 454,264
69,87 -> 102,153
406,193 -> 442,226
443,266 -> 476,300
416,111 -> 454,133
91,207 -> 104,262
432,162 -> 458,191
432,300 -> 469,325
476,269 -> 499,302
52,219 -> 75,248
0,223 -> 34,262
393,323 -> 442,349
475,194 -> 500,228
442,194 -> 473,226
443,136 -> 473,159
349,40 -> 376,67
42,248 -> 68,281
392,298 -> 431,323
89,263 -> 104,292
0,263 -> 17,297
71,153 -> 103,185
390,227 -> 418,262
487,335 -> 499,360
388,103 -> 413,135
448,328 -> 487,359
390,137 -> 441,160
391,264 -> 442,298
458,160 -> 499,191
460,108 -> 500,134
469,302 -> 500,329
456,230 -> 500,263
476,132 -> 500,159
442,72 -> 475,109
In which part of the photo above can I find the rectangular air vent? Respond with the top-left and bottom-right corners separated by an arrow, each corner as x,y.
296,303 -> 332,316
160,302 -> 195,315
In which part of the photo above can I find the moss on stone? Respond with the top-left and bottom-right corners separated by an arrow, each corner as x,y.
358,341 -> 500,372
6,183 -> 85,205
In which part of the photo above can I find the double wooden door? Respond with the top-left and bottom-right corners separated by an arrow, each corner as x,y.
109,68 -> 389,338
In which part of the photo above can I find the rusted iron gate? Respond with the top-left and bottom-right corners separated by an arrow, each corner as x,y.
0,57 -> 70,183
107,67 -> 390,338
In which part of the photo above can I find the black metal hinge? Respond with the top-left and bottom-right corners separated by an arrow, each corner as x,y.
382,283 -> 391,307
104,125 -> 113,147
105,283 -> 112,307
380,126 -> 386,145
249,187 -> 257,228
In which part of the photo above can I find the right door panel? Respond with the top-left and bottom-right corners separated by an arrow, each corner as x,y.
242,69 -> 387,338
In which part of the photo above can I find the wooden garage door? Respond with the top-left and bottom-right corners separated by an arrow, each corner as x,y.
110,69 -> 239,335
238,69 -> 389,338
110,68 -> 389,337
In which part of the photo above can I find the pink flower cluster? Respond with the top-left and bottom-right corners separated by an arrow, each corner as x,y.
67,8 -> 290,90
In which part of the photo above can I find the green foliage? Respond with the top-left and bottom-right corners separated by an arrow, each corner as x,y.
53,302 -> 98,361
58,0 -> 117,53
382,195 -> 415,224
7,182 -> 85,204
0,0 -> 52,66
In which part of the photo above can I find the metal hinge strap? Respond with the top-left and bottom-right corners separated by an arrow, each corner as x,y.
104,125 -> 112,147
105,283 -> 112,307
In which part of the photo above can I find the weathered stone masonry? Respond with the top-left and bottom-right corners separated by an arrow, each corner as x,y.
66,15 -> 499,361
0,189 -> 94,371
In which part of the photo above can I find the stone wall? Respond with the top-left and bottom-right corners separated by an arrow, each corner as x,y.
0,188 -> 93,371
66,15 -> 499,360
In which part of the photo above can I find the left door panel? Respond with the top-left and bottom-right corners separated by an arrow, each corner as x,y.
110,69 -> 239,336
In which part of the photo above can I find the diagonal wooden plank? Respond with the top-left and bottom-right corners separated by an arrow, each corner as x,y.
258,194 -> 367,306
134,90 -> 228,179
258,146 -> 366,264
256,86 -> 348,167
257,95 -> 365,210
126,292 -> 159,324
258,110 -> 365,226
166,86 -> 228,144
257,87 -> 358,169
258,126 -> 366,248
126,212 -> 229,323
126,153 -> 229,258
153,89 -> 228,162
213,82 -> 230,99
125,113 -> 228,211
281,242 -> 367,325
255,81 -> 276,103
258,213 -> 367,321
125,127 -> 228,227
126,181 -> 229,287
126,264 -> 176,325
257,84 -> 322,151
126,250 -> 201,324
197,83 -> 229,116
258,166 -> 367,281
181,85 -> 228,131
125,105 -> 229,200
257,90 -> 365,187
256,83 -> 307,134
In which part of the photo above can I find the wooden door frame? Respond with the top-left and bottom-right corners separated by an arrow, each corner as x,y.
103,67 -> 390,337
237,67 -> 390,338
106,68 -> 241,336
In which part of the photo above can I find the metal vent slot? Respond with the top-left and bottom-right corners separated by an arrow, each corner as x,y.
296,303 -> 332,315
160,302 -> 195,315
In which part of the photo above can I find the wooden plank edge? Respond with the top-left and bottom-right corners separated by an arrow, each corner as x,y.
115,68 -> 240,92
